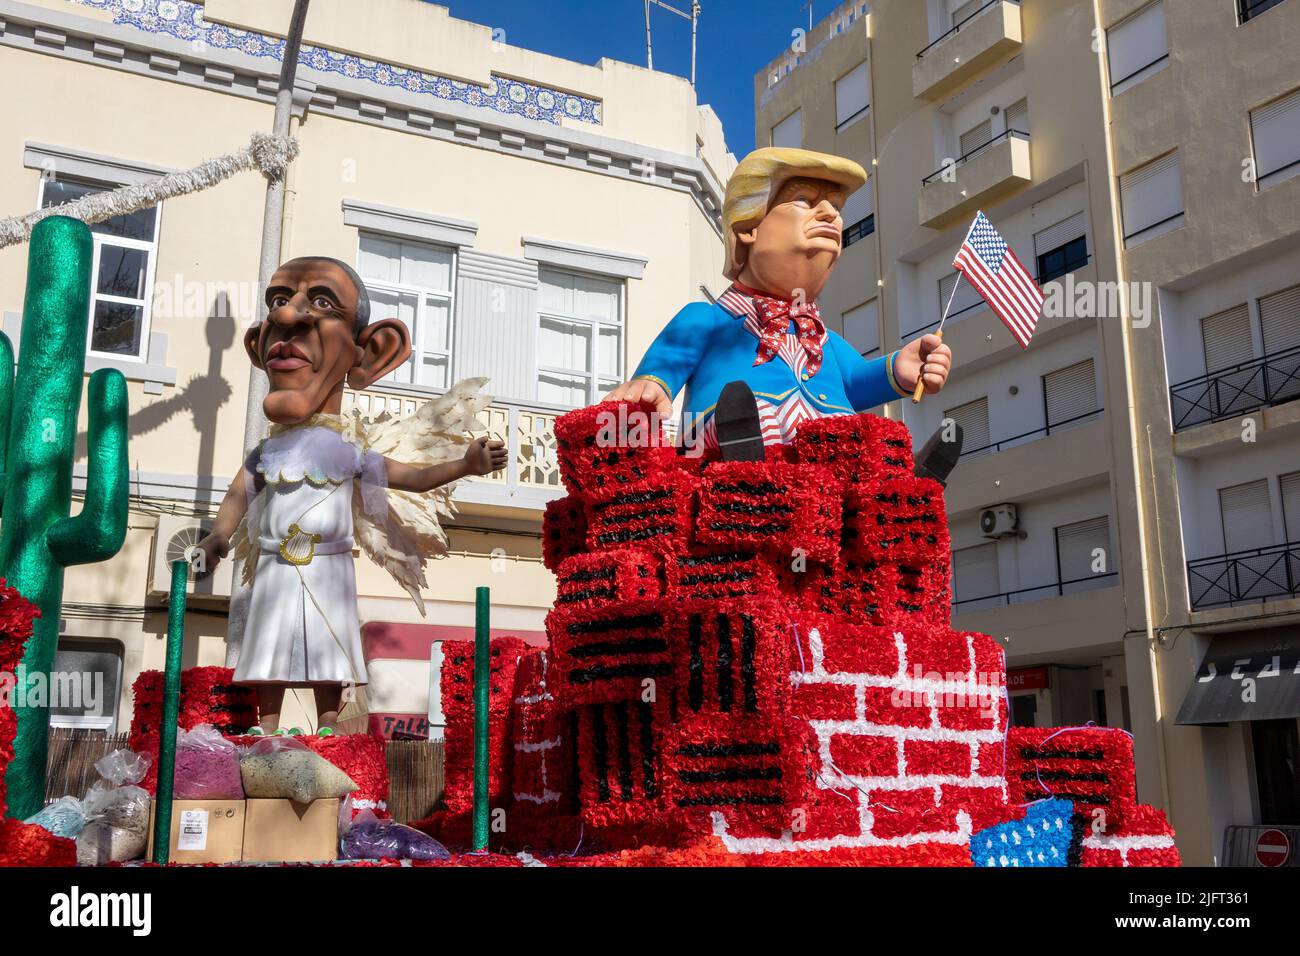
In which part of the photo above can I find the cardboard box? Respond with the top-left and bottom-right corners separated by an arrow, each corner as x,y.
241,799 -> 339,863
147,800 -> 245,864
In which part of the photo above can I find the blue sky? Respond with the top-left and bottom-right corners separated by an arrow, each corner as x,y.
439,0 -> 827,155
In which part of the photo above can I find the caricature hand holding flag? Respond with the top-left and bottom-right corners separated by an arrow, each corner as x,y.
912,210 -> 1045,403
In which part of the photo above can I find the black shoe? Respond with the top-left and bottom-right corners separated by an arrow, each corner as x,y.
714,381 -> 766,462
914,422 -> 964,486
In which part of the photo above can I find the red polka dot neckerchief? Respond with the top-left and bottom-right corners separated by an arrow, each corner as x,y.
738,283 -> 826,378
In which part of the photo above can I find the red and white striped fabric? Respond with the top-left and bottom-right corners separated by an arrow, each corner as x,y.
952,211 -> 1044,349
707,284 -> 833,447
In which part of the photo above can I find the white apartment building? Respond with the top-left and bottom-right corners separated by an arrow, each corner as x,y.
755,0 -> 1300,864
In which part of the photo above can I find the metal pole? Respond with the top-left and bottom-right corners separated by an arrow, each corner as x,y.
151,559 -> 188,864
471,586 -> 491,851
227,0 -> 310,668
644,0 -> 654,69
691,2 -> 699,87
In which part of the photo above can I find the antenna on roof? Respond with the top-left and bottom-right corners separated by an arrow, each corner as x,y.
643,0 -> 702,87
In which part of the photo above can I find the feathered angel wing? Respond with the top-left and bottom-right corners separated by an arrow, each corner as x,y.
350,377 -> 493,615
229,478 -> 266,589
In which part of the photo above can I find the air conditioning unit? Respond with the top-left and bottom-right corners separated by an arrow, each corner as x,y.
979,503 -> 1019,539
148,514 -> 233,606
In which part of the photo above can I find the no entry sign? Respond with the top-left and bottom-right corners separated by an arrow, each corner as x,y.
1256,829 -> 1291,867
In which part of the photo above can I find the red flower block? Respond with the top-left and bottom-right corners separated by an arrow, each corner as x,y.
553,399 -> 669,498
555,549 -> 662,610
672,597 -> 789,720
843,477 -> 950,567
583,469 -> 696,554
575,700 -> 667,828
663,714 -> 815,835
440,637 -> 530,813
791,413 -> 914,485
663,546 -> 779,601
695,459 -> 840,564
542,496 -> 587,573
1006,725 -> 1138,830
0,818 -> 76,867
547,601 -> 673,709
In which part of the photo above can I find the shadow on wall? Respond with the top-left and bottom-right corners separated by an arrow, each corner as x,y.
75,294 -> 239,488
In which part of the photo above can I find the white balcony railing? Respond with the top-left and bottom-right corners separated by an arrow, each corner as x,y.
343,384 -> 568,511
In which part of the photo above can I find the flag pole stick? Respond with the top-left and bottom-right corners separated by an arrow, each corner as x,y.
911,271 -> 963,404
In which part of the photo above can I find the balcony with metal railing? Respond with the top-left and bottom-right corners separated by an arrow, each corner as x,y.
914,0 -> 1024,101
343,384 -> 568,515
919,129 -> 1032,229
1187,541 -> 1300,611
1169,346 -> 1300,432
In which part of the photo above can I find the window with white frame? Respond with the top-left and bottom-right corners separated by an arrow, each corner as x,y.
39,177 -> 160,360
356,234 -> 455,389
1107,0 -> 1169,95
771,109 -> 803,149
835,61 -> 871,131
1250,88 -> 1300,189
537,269 -> 624,407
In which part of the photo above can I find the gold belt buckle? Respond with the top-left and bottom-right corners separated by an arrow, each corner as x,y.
278,523 -> 322,566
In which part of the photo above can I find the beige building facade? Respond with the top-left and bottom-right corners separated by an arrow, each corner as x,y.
0,0 -> 734,735
756,0 -> 1300,864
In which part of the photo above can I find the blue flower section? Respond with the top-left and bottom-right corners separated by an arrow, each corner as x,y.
971,798 -> 1075,868
73,0 -> 603,127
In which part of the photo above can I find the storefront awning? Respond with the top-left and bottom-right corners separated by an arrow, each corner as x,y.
1175,632 -> 1300,725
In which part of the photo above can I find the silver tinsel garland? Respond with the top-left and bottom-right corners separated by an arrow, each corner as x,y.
0,132 -> 300,249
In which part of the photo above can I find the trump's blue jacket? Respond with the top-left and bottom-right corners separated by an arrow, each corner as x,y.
630,299 -> 907,424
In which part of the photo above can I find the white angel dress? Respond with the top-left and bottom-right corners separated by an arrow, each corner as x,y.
231,378 -> 491,687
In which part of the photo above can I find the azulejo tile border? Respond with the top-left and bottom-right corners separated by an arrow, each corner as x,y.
71,0 -> 603,126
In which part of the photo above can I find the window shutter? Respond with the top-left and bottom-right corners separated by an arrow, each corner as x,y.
960,119 -> 992,158
1260,283 -> 1300,355
954,543 -> 1000,604
835,61 -> 870,128
1005,98 -> 1029,136
945,396 -> 991,452
840,180 -> 873,228
1043,358 -> 1098,428
1120,151 -> 1182,243
952,0 -> 983,26
843,299 -> 880,356
1250,88 -> 1300,181
939,271 -> 983,318
454,250 -> 539,402
1107,0 -> 1168,92
772,110 -> 802,148
1282,472 -> 1300,544
1200,304 -> 1254,373
1034,213 -> 1086,259
1056,516 -> 1111,585
1219,479 -> 1274,554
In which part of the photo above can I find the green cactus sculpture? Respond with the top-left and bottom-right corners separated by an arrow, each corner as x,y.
0,216 -> 129,820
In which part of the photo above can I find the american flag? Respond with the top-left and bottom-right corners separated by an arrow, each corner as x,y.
952,211 -> 1044,349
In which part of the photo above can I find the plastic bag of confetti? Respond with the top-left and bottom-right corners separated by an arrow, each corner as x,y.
340,809 -> 449,862
24,795 -> 87,840
174,724 -> 244,800
240,735 -> 357,803
76,749 -> 153,865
